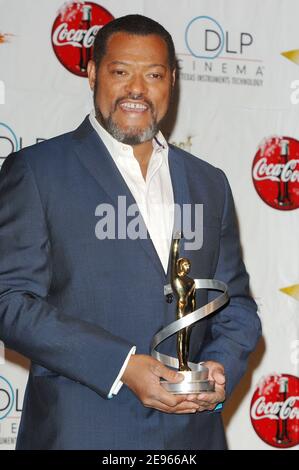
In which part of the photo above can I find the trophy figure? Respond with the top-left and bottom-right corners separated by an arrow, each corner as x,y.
151,232 -> 229,394
171,238 -> 195,372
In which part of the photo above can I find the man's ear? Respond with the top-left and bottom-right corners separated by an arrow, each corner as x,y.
171,68 -> 176,88
87,60 -> 96,91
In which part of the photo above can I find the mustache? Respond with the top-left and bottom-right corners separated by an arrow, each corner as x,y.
113,94 -> 155,113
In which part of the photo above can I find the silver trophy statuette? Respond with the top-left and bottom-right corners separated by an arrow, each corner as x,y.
151,232 -> 229,394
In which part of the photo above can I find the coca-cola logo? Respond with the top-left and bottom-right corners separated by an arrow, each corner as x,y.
51,1 -> 114,77
252,136 -> 299,210
250,374 -> 299,448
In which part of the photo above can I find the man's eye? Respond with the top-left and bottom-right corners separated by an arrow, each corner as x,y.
112,70 -> 127,76
149,73 -> 163,79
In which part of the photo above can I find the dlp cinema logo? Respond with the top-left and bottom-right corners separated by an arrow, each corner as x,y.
0,123 -> 19,167
185,16 -> 253,59
0,376 -> 14,421
0,123 -> 46,168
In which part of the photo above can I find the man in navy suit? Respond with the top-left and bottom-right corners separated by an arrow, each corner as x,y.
0,15 -> 261,449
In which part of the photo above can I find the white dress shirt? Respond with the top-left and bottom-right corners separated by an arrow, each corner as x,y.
89,110 -> 174,398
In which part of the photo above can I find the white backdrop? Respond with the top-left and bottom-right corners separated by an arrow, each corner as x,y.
0,0 -> 298,450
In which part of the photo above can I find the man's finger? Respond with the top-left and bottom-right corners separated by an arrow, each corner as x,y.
148,399 -> 199,414
155,387 -> 190,408
175,409 -> 198,414
213,369 -> 226,385
194,399 -> 216,408
195,391 -> 224,404
151,363 -> 184,384
185,393 -> 198,401
196,404 -> 216,412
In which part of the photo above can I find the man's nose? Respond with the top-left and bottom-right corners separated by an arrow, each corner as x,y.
125,73 -> 148,96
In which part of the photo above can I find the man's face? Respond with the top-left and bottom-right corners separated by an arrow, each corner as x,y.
88,32 -> 175,145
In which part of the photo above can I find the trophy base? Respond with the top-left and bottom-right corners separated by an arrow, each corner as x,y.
161,370 -> 215,394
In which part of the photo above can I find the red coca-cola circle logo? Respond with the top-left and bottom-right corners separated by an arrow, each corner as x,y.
250,374 -> 299,448
51,1 -> 114,77
252,136 -> 299,210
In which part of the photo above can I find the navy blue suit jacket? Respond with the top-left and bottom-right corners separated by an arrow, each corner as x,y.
0,117 -> 261,449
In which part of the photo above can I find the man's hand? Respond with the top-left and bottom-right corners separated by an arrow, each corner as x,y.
121,354 -> 200,414
186,361 -> 226,412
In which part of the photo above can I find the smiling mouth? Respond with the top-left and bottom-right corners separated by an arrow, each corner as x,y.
119,101 -> 149,113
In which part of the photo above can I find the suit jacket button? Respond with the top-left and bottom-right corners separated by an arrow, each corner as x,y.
166,293 -> 173,303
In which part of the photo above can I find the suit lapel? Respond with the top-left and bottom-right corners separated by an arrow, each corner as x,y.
73,118 -> 195,281
73,117 -> 170,278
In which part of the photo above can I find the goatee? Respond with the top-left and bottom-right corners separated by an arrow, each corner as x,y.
93,81 -> 159,145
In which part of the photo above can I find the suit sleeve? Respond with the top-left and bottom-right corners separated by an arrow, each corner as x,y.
199,169 -> 262,398
0,152 -> 134,398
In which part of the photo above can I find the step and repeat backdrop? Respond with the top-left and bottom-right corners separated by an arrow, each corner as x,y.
0,0 -> 299,450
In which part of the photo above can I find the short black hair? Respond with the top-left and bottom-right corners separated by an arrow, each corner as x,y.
93,14 -> 176,71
